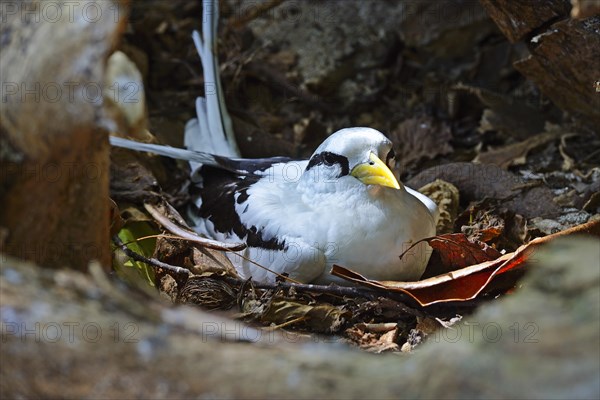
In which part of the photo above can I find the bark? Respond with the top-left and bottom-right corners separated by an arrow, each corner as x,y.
0,0 -> 128,270
479,0 -> 600,126
513,17 -> 600,126
479,0 -> 572,42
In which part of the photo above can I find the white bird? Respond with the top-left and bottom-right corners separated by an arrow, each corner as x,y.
186,126 -> 438,284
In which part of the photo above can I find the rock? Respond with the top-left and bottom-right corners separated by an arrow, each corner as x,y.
2,235 -> 599,398
406,162 -> 562,219
399,1 -> 492,49
240,1 -> 400,103
238,0 -> 492,107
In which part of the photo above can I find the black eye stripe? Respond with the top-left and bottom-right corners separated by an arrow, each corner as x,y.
305,151 -> 350,176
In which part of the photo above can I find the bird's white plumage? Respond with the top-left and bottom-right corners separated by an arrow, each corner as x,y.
189,127 -> 438,284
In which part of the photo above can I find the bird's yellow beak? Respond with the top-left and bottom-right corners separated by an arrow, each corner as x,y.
351,152 -> 401,190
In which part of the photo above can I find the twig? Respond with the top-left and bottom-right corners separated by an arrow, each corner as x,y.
112,235 -> 191,278
144,202 -> 246,251
236,279 -> 423,317
263,315 -> 307,331
510,181 -> 543,191
224,276 -> 381,300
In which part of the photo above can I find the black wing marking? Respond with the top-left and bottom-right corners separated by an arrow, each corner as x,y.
190,163 -> 290,251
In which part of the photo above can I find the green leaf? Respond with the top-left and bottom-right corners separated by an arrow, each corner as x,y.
113,220 -> 158,288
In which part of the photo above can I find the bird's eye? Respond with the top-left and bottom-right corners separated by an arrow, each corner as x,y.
386,149 -> 396,168
323,153 -> 337,166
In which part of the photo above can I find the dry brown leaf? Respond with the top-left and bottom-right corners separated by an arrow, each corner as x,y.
457,204 -> 529,251
474,131 -> 561,169
390,115 -> 453,171
402,233 -> 502,272
345,323 -> 400,353
258,299 -> 349,333
558,133 -> 580,171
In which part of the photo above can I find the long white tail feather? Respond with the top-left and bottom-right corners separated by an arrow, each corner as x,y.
109,136 -> 218,166
195,97 -> 209,137
188,0 -> 239,158
183,98 -> 212,173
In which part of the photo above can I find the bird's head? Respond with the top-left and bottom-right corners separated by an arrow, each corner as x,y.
304,127 -> 401,190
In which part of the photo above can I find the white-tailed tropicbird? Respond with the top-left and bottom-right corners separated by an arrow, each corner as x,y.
186,127 -> 438,284
111,128 -> 438,284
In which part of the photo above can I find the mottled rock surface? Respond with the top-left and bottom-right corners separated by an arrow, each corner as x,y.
2,237 -> 598,398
